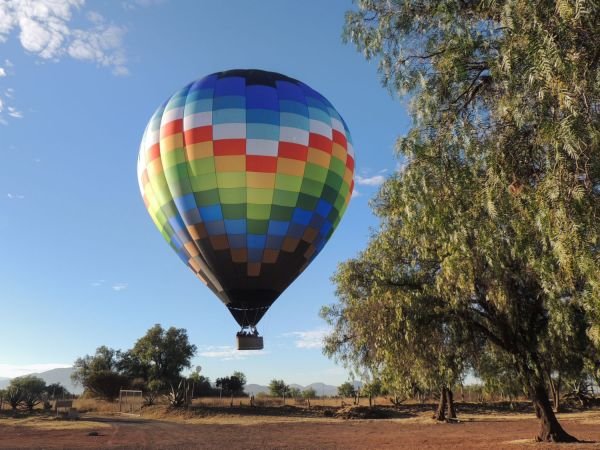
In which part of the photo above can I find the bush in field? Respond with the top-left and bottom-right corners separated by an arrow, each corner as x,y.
216,371 -> 247,396
4,385 -> 22,411
9,376 -> 46,411
337,382 -> 356,398
188,367 -> 217,398
45,383 -> 70,400
268,379 -> 290,397
302,387 -> 317,399
288,387 -> 301,398
84,371 -> 129,401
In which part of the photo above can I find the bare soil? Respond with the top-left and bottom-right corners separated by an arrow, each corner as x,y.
1,404 -> 600,449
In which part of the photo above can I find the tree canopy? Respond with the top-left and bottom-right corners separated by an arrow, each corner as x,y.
323,0 -> 600,443
72,324 -> 197,400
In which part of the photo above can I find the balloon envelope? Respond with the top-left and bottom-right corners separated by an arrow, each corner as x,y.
137,69 -> 355,327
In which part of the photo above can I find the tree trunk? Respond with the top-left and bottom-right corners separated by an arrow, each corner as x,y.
433,387 -> 447,421
553,376 -> 561,413
532,382 -> 577,442
446,388 -> 457,420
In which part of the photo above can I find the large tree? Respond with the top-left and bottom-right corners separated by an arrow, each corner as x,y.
325,0 -> 600,443
71,346 -> 127,400
322,230 -> 474,421
125,324 -> 197,389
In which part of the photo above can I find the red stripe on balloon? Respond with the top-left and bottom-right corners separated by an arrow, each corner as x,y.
184,126 -> 213,144
161,120 -> 183,136
309,133 -> 333,153
278,142 -> 308,161
332,130 -> 347,147
214,139 -> 246,156
247,155 -> 277,172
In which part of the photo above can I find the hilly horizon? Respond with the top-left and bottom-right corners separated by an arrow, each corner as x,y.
0,367 -> 358,397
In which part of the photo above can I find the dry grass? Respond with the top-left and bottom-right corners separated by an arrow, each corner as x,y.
0,415 -> 111,431
74,398 -> 119,413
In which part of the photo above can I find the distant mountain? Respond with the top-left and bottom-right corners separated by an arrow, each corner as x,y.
0,368 -> 354,398
33,368 -> 80,394
0,368 -> 81,394
244,383 -> 270,395
244,382 -> 355,397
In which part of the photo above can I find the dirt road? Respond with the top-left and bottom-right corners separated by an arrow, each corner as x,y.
1,413 -> 600,449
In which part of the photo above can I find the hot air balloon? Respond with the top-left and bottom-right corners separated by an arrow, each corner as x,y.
137,69 -> 355,349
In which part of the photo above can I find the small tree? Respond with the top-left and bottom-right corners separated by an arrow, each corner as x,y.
216,372 -> 246,396
302,387 -> 317,399
45,383 -> 70,400
288,387 -> 301,398
362,380 -> 383,407
337,382 -> 356,398
5,386 -> 22,411
268,379 -> 289,397
10,376 -> 46,412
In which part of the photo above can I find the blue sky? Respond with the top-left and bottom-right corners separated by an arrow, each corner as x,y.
0,0 -> 410,386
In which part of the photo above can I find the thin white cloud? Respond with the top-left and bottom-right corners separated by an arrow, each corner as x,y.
0,363 -> 71,379
122,0 -> 166,10
86,11 -> 104,25
356,174 -> 385,187
7,193 -> 25,199
90,279 -> 105,287
7,106 -> 22,118
285,328 -> 328,349
0,67 -> 5,77
199,345 -> 267,361
112,282 -> 128,291
0,0 -> 128,75
351,189 -> 361,199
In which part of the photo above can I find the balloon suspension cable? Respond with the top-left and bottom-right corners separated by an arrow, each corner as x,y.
237,325 -> 260,337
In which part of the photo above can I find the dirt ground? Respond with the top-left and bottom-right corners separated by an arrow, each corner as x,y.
1,405 -> 600,449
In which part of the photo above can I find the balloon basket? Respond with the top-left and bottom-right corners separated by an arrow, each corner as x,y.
236,334 -> 264,350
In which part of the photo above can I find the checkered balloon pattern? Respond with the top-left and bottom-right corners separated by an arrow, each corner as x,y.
137,69 -> 355,327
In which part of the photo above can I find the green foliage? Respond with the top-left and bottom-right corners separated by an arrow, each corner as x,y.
188,366 -> 216,398
361,379 -> 384,398
288,387 -> 302,398
302,387 -> 317,399
4,385 -> 22,410
72,324 -> 197,400
337,381 -> 356,398
71,346 -> 119,387
268,379 -> 290,397
325,0 -> 600,441
9,376 -> 46,411
127,324 -> 197,388
45,383 -> 70,400
474,344 -> 523,401
216,372 -> 247,396
84,371 -> 129,401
